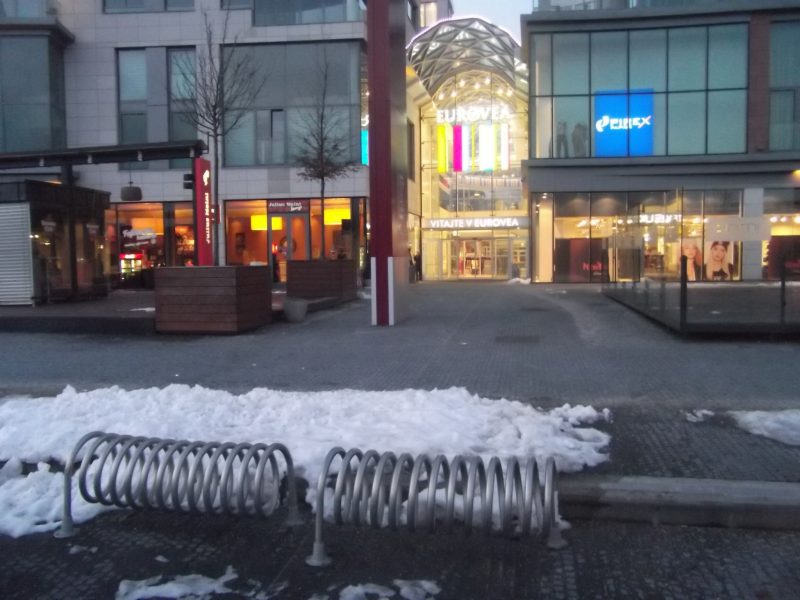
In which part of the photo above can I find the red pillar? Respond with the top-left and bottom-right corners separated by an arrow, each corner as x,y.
368,0 -> 408,325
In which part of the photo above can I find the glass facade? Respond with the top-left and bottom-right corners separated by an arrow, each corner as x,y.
224,197 -> 365,282
530,24 -> 748,158
419,73 -> 529,281
0,36 -> 65,152
253,0 -> 364,26
537,189 -> 800,283
769,21 -> 800,151
223,42 -> 361,167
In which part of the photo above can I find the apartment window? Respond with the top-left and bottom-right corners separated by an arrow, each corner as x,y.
223,41 -> 361,167
770,21 -> 800,151
530,23 -> 747,159
104,0 -> 193,12
118,47 -> 196,169
253,0 -> 363,26
222,0 -> 251,7
0,36 -> 64,152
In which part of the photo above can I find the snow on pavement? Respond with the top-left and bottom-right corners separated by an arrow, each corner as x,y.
0,385 -> 611,537
729,409 -> 800,446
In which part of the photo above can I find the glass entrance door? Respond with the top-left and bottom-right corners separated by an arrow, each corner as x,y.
287,214 -> 309,260
458,239 -> 494,278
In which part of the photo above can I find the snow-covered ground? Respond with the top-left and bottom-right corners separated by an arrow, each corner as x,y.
729,409 -> 800,446
0,385 -> 611,538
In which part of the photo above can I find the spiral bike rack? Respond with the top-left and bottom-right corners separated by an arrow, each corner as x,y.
306,448 -> 565,567
54,431 -> 302,538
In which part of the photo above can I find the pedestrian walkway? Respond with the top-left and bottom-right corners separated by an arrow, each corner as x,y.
1,282 -> 799,598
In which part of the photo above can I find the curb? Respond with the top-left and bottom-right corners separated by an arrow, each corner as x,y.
560,475 -> 800,531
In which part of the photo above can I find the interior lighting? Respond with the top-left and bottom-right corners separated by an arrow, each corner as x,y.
474,82 -> 480,90
780,216 -> 788,222
794,216 -> 800,224
450,90 -> 457,98
459,80 -> 465,87
438,92 -> 445,100
251,214 -> 267,230
323,206 -> 351,226
484,77 -> 490,85
770,216 -> 779,223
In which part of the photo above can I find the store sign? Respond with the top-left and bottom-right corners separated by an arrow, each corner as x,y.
194,157 -> 213,266
123,227 -> 157,248
706,216 -> 771,242
436,104 -> 513,125
423,216 -> 529,230
594,91 -> 654,157
267,199 -> 309,213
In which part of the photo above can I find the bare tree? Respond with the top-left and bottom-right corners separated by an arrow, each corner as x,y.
294,53 -> 359,254
172,10 -> 265,265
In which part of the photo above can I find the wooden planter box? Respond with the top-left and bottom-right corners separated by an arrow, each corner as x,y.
286,260 -> 357,301
155,266 -> 271,334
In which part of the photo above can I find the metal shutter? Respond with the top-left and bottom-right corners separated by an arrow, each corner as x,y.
0,203 -> 34,306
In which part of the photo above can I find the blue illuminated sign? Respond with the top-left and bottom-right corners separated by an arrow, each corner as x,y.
594,90 -> 654,157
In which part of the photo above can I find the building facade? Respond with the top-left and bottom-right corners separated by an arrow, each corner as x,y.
524,0 -> 800,284
0,0 -> 456,302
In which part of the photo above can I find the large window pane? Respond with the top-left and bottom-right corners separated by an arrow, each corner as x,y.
630,29 -> 666,92
169,112 -> 195,168
770,21 -> 800,88
1,37 -> 50,105
708,24 -> 747,90
224,111 -> 255,166
591,31 -> 627,93
531,33 -> 551,96
533,96 -> 553,158
769,90 -> 796,151
553,96 -> 588,158
119,50 -> 147,102
704,190 -> 741,216
169,48 -> 195,100
668,92 -> 705,154
4,104 -> 50,152
764,188 -> 800,214
707,90 -> 746,153
553,33 -> 588,95
554,193 -> 590,283
668,27 -> 706,91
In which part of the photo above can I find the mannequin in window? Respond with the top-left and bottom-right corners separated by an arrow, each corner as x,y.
556,120 -> 569,157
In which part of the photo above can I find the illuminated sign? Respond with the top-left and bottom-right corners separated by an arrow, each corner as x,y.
424,217 -> 529,230
194,157 -> 213,266
436,104 -> 512,125
594,91 -> 654,157
267,199 -> 308,213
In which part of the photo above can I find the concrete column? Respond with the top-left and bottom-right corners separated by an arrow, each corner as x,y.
741,187 -> 764,281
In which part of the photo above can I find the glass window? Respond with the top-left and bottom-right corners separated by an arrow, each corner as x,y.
222,0 -> 252,7
708,24 -> 747,90
104,0 -> 146,11
224,111 -> 256,166
770,21 -> 800,88
225,200 -> 269,266
531,33 -> 551,96
554,193 -> 590,283
253,0 -> 355,26
553,33 -> 588,95
707,90 -> 746,154
630,29 -> 666,92
169,112 -> 195,168
764,189 -> 800,214
119,50 -> 147,102
591,31 -> 627,93
169,48 -> 195,100
533,97 -> 553,159
166,0 -> 193,8
668,27 -> 706,91
553,96 -> 588,159
703,189 -> 741,216
769,90 -> 796,151
667,92 -> 705,154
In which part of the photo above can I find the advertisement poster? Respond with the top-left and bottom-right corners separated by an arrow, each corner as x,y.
703,240 -> 739,281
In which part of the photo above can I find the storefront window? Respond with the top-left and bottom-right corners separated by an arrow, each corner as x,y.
762,188 -> 800,280
113,203 -> 164,288
323,197 -> 352,259
554,193 -> 590,282
225,200 -> 268,266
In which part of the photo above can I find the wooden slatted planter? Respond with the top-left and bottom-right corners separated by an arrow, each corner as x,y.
286,260 -> 357,302
155,266 -> 271,334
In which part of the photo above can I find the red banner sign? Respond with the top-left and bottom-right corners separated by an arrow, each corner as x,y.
267,199 -> 308,213
194,157 -> 213,266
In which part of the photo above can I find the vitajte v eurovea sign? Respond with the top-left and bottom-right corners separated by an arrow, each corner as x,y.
594,90 -> 654,157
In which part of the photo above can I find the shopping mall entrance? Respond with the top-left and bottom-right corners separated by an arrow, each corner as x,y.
422,234 -> 528,280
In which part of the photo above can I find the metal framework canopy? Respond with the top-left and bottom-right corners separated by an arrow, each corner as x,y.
407,17 -> 527,101
0,140 -> 207,171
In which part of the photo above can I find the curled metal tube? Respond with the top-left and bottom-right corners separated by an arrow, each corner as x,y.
306,449 -> 563,567
55,431 -> 301,538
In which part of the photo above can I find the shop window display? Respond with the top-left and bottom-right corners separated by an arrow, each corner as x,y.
763,188 -> 800,279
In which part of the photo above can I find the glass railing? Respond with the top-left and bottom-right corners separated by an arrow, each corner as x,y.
0,0 -> 57,18
532,0 -> 760,12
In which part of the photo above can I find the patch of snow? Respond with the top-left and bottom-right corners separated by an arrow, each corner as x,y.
115,565 -> 237,600
129,307 -> 155,313
339,583 -> 396,600
729,409 -> 800,446
685,409 -> 715,423
393,580 -> 441,600
154,555 -> 169,563
0,385 -> 610,537
505,278 -> 531,285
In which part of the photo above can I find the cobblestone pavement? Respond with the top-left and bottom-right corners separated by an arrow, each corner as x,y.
2,283 -> 799,598
1,508 -> 798,600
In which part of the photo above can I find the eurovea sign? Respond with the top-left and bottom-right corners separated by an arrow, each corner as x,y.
594,91 -> 654,157
424,216 -> 529,230
436,104 -> 512,125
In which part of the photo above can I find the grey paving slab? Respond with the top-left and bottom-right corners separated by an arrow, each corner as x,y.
1,508 -> 798,600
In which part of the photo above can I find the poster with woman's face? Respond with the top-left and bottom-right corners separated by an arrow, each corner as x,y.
681,239 -> 703,281
704,240 -> 739,281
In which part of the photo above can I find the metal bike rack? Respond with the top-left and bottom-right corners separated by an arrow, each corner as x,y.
306,448 -> 564,567
55,431 -> 302,538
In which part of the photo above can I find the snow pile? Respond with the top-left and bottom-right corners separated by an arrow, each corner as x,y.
115,566 -> 239,600
729,409 -> 800,446
335,580 -> 440,600
0,385 -> 610,537
505,278 -> 531,285
685,409 -> 714,423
